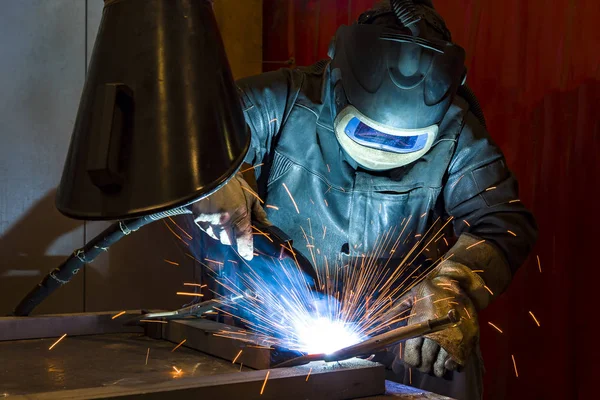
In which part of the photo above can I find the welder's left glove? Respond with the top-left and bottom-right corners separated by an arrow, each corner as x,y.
392,263 -> 479,377
391,234 -> 513,377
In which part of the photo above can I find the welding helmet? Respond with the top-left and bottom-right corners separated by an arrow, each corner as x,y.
330,2 -> 466,171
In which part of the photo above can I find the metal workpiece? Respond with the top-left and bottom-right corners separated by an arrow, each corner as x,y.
162,318 -> 303,370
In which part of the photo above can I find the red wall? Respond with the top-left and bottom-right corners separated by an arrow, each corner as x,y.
263,1 -> 600,399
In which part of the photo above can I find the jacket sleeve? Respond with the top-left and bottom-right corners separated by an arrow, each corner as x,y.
442,110 -> 538,298
236,69 -> 302,166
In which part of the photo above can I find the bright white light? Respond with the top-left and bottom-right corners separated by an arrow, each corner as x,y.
293,317 -> 363,355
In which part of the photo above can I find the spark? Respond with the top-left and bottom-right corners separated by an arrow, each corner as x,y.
204,215 -> 463,362
463,307 -> 471,319
485,186 -> 497,191
184,283 -> 206,288
172,366 -> 182,375
324,199 -> 329,207
167,217 -> 193,240
241,186 -> 264,204
414,293 -> 435,303
472,270 -> 484,273
443,237 -> 448,246
509,199 -> 521,203
172,339 -> 187,352
240,163 -> 265,173
205,258 -> 224,265
177,292 -> 204,297
529,311 -> 541,327
507,230 -> 517,236
537,255 -> 542,273
306,367 -> 313,381
483,285 -> 494,295
463,219 -> 470,227
140,320 -> 168,324
451,175 -> 464,188
232,350 -> 243,364
162,220 -> 189,246
185,253 -> 214,272
488,322 -> 503,333
466,240 -> 485,250
111,311 -> 126,320
511,355 -> 519,378
433,296 -> 455,304
269,118 -> 278,124
164,259 -> 179,266
48,334 -> 67,350
420,212 -> 427,218
266,204 -> 279,210
253,225 -> 273,242
145,348 -> 150,365
260,371 -> 270,395
282,183 -> 300,214
327,164 -> 331,173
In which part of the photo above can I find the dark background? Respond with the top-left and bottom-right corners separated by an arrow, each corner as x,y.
261,0 -> 599,399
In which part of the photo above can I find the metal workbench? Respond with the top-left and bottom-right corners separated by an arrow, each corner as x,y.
0,312 -> 453,399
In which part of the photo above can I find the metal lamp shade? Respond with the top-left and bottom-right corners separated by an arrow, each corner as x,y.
56,0 -> 250,220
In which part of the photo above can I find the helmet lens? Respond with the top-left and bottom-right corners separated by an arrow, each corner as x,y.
344,117 -> 429,154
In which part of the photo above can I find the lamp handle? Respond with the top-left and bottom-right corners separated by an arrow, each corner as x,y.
87,83 -> 133,193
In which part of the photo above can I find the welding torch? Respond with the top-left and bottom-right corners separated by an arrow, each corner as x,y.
274,309 -> 459,368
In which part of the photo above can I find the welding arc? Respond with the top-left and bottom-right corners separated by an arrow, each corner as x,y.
274,310 -> 459,368
12,207 -> 193,316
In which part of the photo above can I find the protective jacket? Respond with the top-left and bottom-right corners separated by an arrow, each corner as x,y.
238,60 -> 536,276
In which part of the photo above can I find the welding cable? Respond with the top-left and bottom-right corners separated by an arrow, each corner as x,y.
12,207 -> 192,316
457,84 -> 487,129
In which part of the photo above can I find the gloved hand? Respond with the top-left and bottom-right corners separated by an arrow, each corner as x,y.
386,258 -> 496,377
192,173 -> 270,260
372,234 -> 511,378
393,265 -> 479,378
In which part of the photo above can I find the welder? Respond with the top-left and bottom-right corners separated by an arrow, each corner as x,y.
192,1 -> 537,399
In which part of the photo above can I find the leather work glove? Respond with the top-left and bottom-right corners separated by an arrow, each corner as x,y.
383,234 -> 512,378
392,264 -> 479,378
192,173 -> 271,260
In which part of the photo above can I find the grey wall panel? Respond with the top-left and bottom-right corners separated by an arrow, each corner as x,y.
0,0 -> 87,315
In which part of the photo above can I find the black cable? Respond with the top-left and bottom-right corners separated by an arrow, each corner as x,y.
12,207 -> 192,316
458,84 -> 488,129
